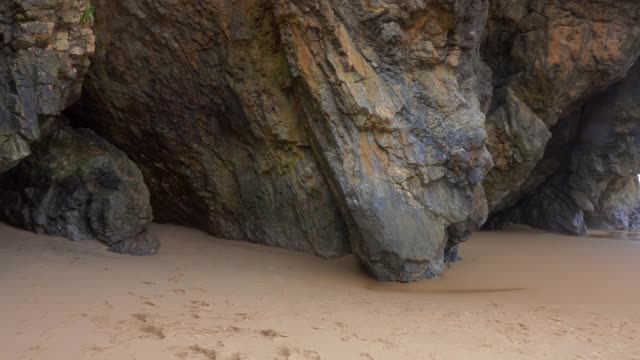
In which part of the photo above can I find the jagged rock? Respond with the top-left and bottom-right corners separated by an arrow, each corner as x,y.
0,124 -> 153,250
493,63 -> 640,234
483,89 -> 551,211
71,0 -> 351,260
583,176 -> 640,231
71,0 -> 494,281
275,0 -> 495,281
568,63 -> 640,231
511,177 -> 588,236
482,0 -> 640,214
1,0 -> 638,281
0,0 -> 94,172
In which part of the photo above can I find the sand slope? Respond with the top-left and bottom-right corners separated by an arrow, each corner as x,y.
1,223 -> 639,359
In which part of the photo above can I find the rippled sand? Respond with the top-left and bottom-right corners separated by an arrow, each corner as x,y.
1,223 -> 639,359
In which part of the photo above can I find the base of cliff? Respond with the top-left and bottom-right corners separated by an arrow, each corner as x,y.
1,223 -> 639,359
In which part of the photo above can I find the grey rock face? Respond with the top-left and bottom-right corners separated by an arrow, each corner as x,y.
0,124 -> 153,250
2,0 -> 638,280
568,63 -> 640,231
276,0 -> 493,281
72,0 -> 494,281
72,0 -> 351,260
513,178 -> 588,236
0,0 -> 94,172
493,63 -> 640,234
482,0 -> 640,215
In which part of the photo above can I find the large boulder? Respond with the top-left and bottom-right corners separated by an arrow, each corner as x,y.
0,0 -> 94,172
0,123 -> 155,254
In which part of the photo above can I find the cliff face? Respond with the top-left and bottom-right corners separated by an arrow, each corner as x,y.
1,0 -> 640,281
70,0 -> 352,260
72,0 -> 495,281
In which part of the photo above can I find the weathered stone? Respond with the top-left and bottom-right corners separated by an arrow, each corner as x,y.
0,123 -> 153,248
482,0 -> 640,215
512,177 -> 588,236
71,0 -> 351,260
568,63 -> 640,231
0,0 -> 94,173
492,62 -> 640,235
2,0 -> 640,281
70,0 -> 495,281
483,89 -> 551,211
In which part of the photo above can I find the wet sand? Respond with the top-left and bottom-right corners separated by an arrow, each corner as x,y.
1,223 -> 639,360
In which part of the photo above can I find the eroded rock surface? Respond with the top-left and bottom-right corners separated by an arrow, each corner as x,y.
515,63 -> 640,233
275,0 -> 494,280
482,0 -> 640,214
72,0 -> 351,260
0,0 -> 95,172
64,0 -> 640,280
0,123 -> 154,254
572,64 -> 640,230
72,0 -> 496,281
2,0 -> 640,280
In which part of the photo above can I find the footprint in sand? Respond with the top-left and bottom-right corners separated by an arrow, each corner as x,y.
186,345 -> 250,360
259,329 -> 287,339
192,300 -> 211,307
228,353 -> 250,360
169,273 -> 185,283
376,338 -> 397,348
302,350 -> 321,360
131,314 -> 165,339
189,300 -> 212,317
277,346 -> 291,360
276,346 -> 321,360
235,312 -> 250,320
189,344 -> 217,359
131,313 -> 150,322
175,351 -> 189,359
140,324 -> 166,339
88,344 -> 109,352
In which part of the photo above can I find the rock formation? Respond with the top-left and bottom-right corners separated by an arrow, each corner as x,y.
70,0 -> 496,281
501,63 -> 640,234
1,0 -> 640,281
482,0 -> 640,215
0,0 -> 95,171
0,1 -> 156,255
0,122 -> 156,254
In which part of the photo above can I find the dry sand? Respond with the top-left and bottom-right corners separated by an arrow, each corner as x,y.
1,223 -> 639,360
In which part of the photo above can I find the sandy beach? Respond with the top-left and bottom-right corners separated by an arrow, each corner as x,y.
1,223 -> 639,360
